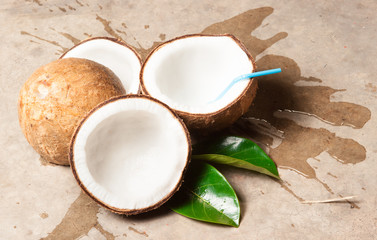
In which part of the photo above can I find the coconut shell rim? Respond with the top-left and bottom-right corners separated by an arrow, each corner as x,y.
59,36 -> 142,66
139,33 -> 257,118
69,94 -> 192,215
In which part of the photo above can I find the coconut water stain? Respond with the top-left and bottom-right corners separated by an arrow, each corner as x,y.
41,192 -> 115,240
20,31 -> 68,54
200,7 -> 370,205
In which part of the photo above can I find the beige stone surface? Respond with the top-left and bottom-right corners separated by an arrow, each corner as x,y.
1,0 -> 376,239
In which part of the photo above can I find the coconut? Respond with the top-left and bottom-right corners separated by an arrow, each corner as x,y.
140,34 -> 257,132
18,58 -> 126,165
70,95 -> 191,214
61,37 -> 142,94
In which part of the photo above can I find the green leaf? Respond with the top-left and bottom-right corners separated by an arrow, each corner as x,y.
192,136 -> 279,179
169,162 -> 240,227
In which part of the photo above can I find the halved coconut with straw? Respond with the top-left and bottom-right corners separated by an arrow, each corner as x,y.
70,95 -> 191,214
140,34 -> 257,132
61,37 -> 141,94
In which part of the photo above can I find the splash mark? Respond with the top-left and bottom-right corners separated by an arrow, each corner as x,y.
67,5 -> 76,11
75,0 -> 84,7
57,32 -> 81,45
252,55 -> 368,174
134,41 -> 162,62
327,172 -> 338,178
96,15 -> 122,39
30,39 -> 40,44
48,27 -> 81,46
316,179 -> 334,194
42,192 -> 115,240
366,82 -> 377,93
277,181 -> 305,202
201,7 -> 288,57
96,223 -> 115,240
116,29 -> 128,37
25,0 -> 43,6
20,31 -> 68,53
58,7 -> 67,12
200,7 -> 370,201
129,226 -> 149,237
159,33 -> 166,41
144,25 -> 150,29
32,0 -> 42,6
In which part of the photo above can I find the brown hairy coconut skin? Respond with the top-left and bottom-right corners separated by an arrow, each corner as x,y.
18,58 -> 126,165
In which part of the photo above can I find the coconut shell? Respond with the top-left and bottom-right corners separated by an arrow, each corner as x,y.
18,58 -> 126,165
69,95 -> 191,215
140,34 -> 258,132
175,78 -> 257,133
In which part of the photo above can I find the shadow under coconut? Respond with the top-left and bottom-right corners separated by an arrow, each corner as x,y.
124,205 -> 173,221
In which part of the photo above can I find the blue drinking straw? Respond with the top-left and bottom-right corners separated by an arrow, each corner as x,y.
211,68 -> 282,102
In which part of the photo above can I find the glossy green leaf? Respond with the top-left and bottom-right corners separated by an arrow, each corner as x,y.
169,162 -> 240,227
192,136 -> 279,179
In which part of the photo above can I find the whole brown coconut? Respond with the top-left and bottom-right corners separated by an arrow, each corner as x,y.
18,58 -> 126,165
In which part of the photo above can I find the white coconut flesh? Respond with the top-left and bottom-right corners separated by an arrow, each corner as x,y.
62,38 -> 141,94
142,35 -> 254,114
71,96 -> 190,212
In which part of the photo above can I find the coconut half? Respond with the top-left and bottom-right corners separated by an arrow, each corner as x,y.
61,37 -> 141,94
70,95 -> 191,214
140,34 -> 257,132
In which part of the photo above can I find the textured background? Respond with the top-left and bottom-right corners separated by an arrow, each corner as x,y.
1,0 -> 376,239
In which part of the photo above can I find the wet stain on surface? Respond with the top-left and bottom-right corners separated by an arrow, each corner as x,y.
129,226 -> 149,237
159,33 -> 166,41
67,5 -> 76,11
56,31 -> 81,45
49,27 -> 81,45
200,7 -> 370,204
277,180 -> 305,202
202,8 -> 369,170
202,8 -> 288,58
327,172 -> 337,178
96,15 -> 122,39
32,0 -> 42,6
20,31 -> 68,53
58,7 -> 66,13
75,0 -> 84,7
42,192 -> 114,240
366,82 -> 377,94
